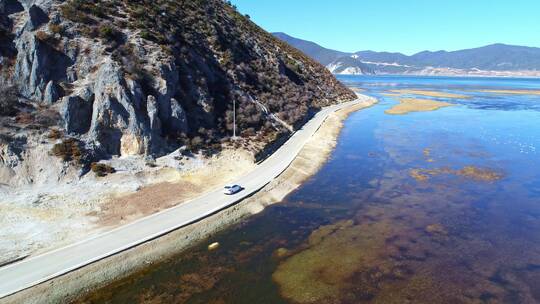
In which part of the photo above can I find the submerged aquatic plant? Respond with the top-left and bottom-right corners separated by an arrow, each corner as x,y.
409,166 -> 503,182
272,217 -> 421,303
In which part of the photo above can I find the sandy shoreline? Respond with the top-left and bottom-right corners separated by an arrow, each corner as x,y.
4,94 -> 377,304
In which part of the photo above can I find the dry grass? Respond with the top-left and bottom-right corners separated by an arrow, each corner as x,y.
51,138 -> 85,163
47,129 -> 63,140
93,149 -> 256,227
15,112 -> 34,124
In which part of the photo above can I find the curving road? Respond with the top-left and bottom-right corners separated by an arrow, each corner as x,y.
0,97 -> 368,299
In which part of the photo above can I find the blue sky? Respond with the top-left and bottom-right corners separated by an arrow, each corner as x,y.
231,0 -> 540,55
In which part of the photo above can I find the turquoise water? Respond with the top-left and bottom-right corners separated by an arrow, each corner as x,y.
78,76 -> 540,303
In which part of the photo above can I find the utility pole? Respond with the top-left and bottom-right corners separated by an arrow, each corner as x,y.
232,98 -> 237,140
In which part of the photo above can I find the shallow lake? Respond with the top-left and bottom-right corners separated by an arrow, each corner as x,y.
78,76 -> 540,303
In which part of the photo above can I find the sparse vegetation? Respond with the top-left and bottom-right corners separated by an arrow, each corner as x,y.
90,162 -> 116,177
48,23 -> 64,35
47,129 -> 63,140
52,0 -> 354,156
35,30 -> 50,41
35,30 -> 61,47
98,23 -> 121,42
15,112 -> 34,124
52,138 -> 86,164
145,161 -> 157,168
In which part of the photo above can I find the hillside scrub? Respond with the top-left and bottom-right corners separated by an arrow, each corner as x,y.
90,162 -> 116,177
57,0 -> 354,148
52,138 -> 86,164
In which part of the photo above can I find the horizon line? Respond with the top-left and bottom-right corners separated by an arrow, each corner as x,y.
272,32 -> 540,56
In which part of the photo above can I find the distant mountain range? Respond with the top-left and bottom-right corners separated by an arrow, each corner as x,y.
273,32 -> 540,77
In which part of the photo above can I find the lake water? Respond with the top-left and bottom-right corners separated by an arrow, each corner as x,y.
78,76 -> 540,303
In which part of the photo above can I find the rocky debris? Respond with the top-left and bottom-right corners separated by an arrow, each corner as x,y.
208,242 -> 220,251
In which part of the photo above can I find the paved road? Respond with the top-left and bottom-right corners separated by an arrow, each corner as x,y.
0,98 -> 366,299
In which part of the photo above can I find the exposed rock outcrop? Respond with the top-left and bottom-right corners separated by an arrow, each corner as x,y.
169,98 -> 188,134
61,95 -> 92,134
27,4 -> 48,30
43,80 -> 60,104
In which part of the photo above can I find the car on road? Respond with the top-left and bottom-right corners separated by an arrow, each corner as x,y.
223,184 -> 243,195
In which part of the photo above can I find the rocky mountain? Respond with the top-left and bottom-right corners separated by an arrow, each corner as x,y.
273,33 -> 540,76
0,0 -> 355,187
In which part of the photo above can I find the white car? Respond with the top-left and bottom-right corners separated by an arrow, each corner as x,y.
223,184 -> 243,195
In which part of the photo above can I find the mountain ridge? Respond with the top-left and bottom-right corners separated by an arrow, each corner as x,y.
272,33 -> 540,76
272,32 -> 349,66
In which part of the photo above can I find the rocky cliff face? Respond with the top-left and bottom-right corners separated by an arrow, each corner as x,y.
0,0 -> 354,187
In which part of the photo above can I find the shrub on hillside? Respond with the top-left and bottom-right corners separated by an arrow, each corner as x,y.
98,24 -> 121,42
49,23 -> 64,35
15,112 -> 34,124
90,162 -> 116,177
52,138 -> 85,163
60,4 -> 93,24
35,30 -> 50,41
47,129 -> 63,140
186,136 -> 204,152
35,30 -> 61,47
